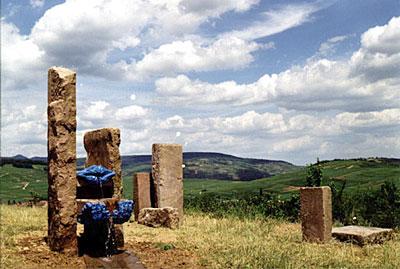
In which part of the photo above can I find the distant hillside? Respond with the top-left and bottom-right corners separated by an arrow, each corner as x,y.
0,157 -> 399,201
2,152 -> 297,181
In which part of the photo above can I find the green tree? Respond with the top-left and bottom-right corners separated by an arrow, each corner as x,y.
305,158 -> 323,187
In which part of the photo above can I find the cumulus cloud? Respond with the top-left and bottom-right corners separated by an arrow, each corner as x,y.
115,105 -> 148,120
2,0 -> 323,91
155,16 -> 400,112
129,36 -> 260,79
1,20 -> 45,91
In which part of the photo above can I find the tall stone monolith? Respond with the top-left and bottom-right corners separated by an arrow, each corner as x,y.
151,144 -> 183,221
133,173 -> 151,220
83,128 -> 122,198
47,67 -> 77,252
300,186 -> 332,243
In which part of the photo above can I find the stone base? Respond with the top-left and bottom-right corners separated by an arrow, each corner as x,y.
138,207 -> 179,229
332,225 -> 394,246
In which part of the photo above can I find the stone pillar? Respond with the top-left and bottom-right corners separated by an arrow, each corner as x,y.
83,128 -> 122,198
151,144 -> 183,221
47,67 -> 77,252
133,173 -> 151,220
300,186 -> 332,243
83,128 -> 124,247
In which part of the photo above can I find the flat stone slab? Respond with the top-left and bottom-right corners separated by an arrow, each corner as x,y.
332,225 -> 394,246
83,251 -> 145,269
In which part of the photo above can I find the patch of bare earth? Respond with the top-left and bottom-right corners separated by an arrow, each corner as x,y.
14,235 -> 85,268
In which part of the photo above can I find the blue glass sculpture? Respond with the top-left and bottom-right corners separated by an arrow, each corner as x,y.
77,165 -> 115,185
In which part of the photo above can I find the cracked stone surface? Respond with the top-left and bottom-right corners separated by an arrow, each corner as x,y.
47,66 -> 77,253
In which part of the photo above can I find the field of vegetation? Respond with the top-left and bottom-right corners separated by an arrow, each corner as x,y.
1,205 -> 399,269
1,157 -> 398,202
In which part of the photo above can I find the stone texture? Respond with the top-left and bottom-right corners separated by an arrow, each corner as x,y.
138,207 -> 179,229
47,66 -> 77,252
332,226 -> 394,246
151,144 -> 183,221
83,128 -> 122,198
300,187 -> 332,243
133,173 -> 151,220
83,128 -> 124,247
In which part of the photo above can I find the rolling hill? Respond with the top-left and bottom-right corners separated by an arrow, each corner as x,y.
1,154 -> 399,202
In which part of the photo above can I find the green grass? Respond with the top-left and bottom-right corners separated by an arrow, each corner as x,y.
2,205 -> 399,268
1,158 -> 399,202
0,164 -> 47,201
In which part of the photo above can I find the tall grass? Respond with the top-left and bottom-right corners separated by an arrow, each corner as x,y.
125,212 -> 400,268
1,205 -> 399,268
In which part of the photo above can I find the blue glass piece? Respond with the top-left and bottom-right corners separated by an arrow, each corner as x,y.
112,200 -> 134,224
77,202 -> 111,224
77,165 -> 116,185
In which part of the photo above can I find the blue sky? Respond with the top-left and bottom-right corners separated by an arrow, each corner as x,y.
1,0 -> 399,164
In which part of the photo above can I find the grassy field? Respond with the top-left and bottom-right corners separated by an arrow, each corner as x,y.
1,205 -> 399,268
1,158 -> 399,202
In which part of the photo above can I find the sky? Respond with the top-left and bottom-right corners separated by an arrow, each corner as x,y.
1,0 -> 399,165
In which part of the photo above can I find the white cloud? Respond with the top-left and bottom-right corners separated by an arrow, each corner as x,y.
220,3 -> 320,40
129,36 -> 260,79
115,105 -> 148,120
317,35 -> 348,56
1,20 -> 45,91
30,0 -> 45,8
271,136 -> 312,153
155,16 -> 400,112
130,94 -> 137,101
350,16 -> 400,82
84,101 -> 110,120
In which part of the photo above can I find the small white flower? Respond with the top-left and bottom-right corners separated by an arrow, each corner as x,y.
353,216 -> 357,220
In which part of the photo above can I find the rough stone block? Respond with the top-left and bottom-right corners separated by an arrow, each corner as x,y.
138,207 -> 179,229
47,66 -> 77,252
300,186 -> 332,243
332,226 -> 394,246
83,128 -> 122,198
152,144 -> 183,221
133,173 -> 151,220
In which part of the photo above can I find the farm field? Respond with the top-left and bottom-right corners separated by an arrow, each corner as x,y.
1,158 -> 399,202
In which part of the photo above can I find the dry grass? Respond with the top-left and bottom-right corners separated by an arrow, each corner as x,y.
1,205 -> 399,269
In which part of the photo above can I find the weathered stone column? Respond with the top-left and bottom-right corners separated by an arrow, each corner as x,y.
300,186 -> 332,243
83,128 -> 122,198
133,173 -> 151,220
47,67 -> 77,252
151,144 -> 183,221
83,128 -> 124,247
